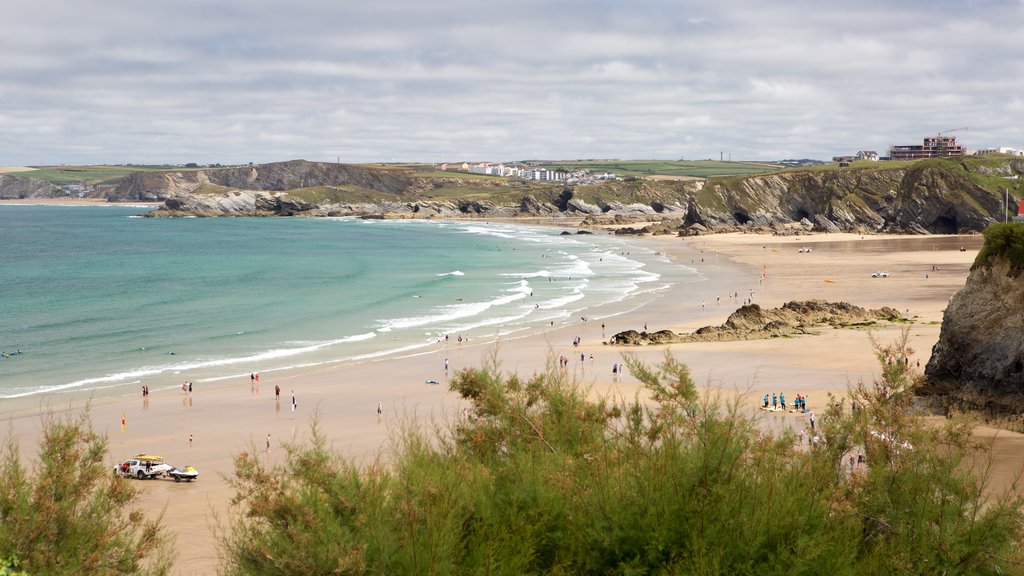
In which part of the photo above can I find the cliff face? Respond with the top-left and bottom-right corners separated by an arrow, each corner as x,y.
924,225 -> 1024,411
885,164 -> 1004,233
111,160 -> 416,201
0,174 -> 62,199
126,158 -> 1022,231
691,169 -> 903,232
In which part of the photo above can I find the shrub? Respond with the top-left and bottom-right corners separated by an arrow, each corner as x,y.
0,408 -> 172,575
221,338 -> 1024,574
974,222 -> 1024,272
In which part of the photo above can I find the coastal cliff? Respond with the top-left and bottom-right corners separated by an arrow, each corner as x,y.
923,223 -> 1024,412
123,157 -> 1023,233
0,174 -> 62,199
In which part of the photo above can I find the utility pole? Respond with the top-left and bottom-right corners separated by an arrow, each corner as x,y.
1006,187 -> 1009,223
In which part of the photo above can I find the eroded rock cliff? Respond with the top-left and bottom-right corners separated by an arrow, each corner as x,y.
0,174 -> 62,199
923,223 -> 1024,411
126,157 -> 1022,232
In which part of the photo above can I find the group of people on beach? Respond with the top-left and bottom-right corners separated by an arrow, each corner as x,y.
763,391 -> 809,412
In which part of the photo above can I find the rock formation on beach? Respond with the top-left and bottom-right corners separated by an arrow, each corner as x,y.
923,223 -> 1024,412
608,300 -> 903,345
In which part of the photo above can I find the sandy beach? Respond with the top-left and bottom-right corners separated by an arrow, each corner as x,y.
5,229 -> 1020,575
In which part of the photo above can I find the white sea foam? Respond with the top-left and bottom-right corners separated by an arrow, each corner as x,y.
3,216 -> 701,399
1,332 -> 379,398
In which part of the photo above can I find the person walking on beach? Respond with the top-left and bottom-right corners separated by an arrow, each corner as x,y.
763,393 -> 769,408
444,358 -> 449,373
275,385 -> 280,400
189,433 -> 193,448
377,402 -> 382,416
291,390 -> 297,412
266,434 -> 271,453
772,393 -> 778,410
809,411 -> 816,432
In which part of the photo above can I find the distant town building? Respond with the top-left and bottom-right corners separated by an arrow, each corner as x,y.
889,136 -> 964,161
856,150 -> 879,161
978,147 -> 1024,157
832,156 -> 855,167
521,168 -> 565,181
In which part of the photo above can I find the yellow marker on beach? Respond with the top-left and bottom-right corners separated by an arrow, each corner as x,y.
824,280 -> 835,284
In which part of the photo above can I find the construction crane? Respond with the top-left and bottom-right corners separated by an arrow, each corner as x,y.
938,127 -> 968,137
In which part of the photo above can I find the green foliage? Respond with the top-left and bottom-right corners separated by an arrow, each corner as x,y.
6,165 -> 180,187
222,338 -> 1024,575
974,222 -> 1024,271
0,408 -> 173,575
820,329 -> 1024,573
0,553 -> 25,575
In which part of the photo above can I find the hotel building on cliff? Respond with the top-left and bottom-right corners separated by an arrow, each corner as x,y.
889,135 -> 964,161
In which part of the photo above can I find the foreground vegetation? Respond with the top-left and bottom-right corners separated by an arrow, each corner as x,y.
974,222 -> 1024,272
0,409 -> 172,575
3,333 -> 1020,573
221,333 -> 1024,575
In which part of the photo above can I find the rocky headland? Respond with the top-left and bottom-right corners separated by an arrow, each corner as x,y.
923,223 -> 1024,413
0,174 -> 62,199
138,157 -> 1022,234
608,300 -> 903,345
4,156 -> 1022,234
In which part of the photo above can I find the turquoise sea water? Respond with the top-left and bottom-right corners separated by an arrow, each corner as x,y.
0,205 -> 699,399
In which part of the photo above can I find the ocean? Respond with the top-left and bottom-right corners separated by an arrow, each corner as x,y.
0,205 -> 700,399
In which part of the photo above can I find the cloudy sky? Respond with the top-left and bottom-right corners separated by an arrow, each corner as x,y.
1,0 -> 1022,166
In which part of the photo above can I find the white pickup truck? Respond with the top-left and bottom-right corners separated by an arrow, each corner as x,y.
113,454 -> 173,480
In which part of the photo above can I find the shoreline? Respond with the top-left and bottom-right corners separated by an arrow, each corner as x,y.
0,198 -> 163,206
3,228 -> 1012,575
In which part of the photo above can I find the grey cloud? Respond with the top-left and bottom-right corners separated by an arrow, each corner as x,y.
0,0 -> 1021,165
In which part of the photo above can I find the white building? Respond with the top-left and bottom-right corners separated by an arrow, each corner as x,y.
521,168 -> 565,181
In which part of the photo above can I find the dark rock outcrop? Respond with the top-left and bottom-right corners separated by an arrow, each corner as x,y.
0,174 -> 62,199
923,230 -> 1024,412
884,163 -> 1003,234
609,300 -> 902,345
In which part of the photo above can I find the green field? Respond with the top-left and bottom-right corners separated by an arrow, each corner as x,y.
538,159 -> 785,178
7,165 -> 182,186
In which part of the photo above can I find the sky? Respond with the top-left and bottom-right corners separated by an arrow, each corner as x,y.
1,0 -> 1022,166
